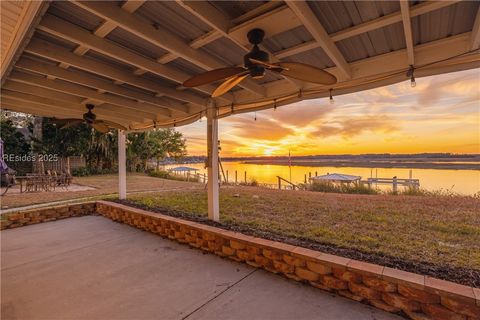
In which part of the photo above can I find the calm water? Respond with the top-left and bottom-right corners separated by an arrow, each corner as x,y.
165,162 -> 480,195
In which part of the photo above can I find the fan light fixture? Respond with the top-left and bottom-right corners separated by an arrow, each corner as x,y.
51,104 -> 126,133
182,29 -> 337,97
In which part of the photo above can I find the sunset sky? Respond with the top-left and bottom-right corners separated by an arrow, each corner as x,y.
178,69 -> 480,157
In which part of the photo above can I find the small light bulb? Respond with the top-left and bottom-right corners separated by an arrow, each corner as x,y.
329,89 -> 334,104
408,65 -> 416,88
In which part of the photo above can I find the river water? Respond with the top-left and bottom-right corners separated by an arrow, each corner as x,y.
165,162 -> 480,195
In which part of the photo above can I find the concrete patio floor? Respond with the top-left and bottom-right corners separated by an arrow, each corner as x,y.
1,216 -> 402,320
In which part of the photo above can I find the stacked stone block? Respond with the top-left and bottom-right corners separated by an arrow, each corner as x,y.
0,202 -> 95,230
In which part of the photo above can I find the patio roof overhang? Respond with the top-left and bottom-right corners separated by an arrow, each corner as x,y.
1,0 -> 479,131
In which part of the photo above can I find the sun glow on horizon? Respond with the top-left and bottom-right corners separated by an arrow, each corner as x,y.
178,69 -> 480,157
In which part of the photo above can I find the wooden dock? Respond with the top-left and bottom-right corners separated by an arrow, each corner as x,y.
364,177 -> 420,193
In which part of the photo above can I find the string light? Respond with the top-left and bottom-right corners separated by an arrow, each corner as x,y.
254,111 -> 257,121
273,99 -> 277,111
173,120 -> 176,127
329,89 -> 334,104
407,65 -> 416,88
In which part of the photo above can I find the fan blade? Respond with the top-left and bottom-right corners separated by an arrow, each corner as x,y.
183,67 -> 247,87
51,118 -> 83,129
212,72 -> 249,97
61,120 -> 84,129
249,58 -> 286,70
101,120 -> 128,131
91,122 -> 110,133
50,118 -> 81,125
272,62 -> 337,85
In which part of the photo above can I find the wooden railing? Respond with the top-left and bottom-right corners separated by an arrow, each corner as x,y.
365,177 -> 420,193
276,176 -> 300,190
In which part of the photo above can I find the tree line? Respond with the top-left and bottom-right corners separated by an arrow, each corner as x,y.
1,112 -> 187,175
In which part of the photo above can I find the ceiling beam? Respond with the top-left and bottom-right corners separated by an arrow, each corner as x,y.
400,1 -> 415,66
471,6 -> 480,50
330,0 -> 460,43
59,0 -> 145,69
228,5 -> 302,47
154,30 -> 222,65
38,14 -> 224,98
274,41 -> 319,59
25,38 -> 206,107
1,91 -> 140,124
15,57 -> 190,113
286,1 -> 351,80
3,81 -> 158,121
2,103 -> 83,120
7,71 -> 170,119
230,2 -> 285,26
72,0 -> 266,97
271,1 -> 460,60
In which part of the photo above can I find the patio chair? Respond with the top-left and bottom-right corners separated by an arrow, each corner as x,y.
0,173 -> 16,196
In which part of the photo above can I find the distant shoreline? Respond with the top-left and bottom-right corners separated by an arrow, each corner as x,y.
241,160 -> 480,170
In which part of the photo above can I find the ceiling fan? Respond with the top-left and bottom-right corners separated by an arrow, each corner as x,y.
182,28 -> 337,97
52,104 -> 127,134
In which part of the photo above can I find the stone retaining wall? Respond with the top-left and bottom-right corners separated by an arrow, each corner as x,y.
0,202 -> 95,229
2,200 -> 479,319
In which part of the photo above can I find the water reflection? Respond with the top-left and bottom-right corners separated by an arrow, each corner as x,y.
165,162 -> 480,195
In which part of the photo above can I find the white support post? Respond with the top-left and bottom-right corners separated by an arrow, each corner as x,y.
118,129 -> 127,200
206,100 -> 219,221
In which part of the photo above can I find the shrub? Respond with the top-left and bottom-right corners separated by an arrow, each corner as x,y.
393,186 -> 463,197
308,182 -> 379,195
239,178 -> 259,187
148,170 -> 170,179
71,167 -> 116,176
148,170 -> 199,183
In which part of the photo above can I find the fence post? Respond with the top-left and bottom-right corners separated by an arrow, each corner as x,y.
309,172 -> 311,179
315,171 -> 317,177
226,170 -> 229,184
204,173 -> 206,184
244,171 -> 247,184
304,174 -> 307,184
278,176 -> 281,190
393,176 -> 398,194
235,170 -> 238,185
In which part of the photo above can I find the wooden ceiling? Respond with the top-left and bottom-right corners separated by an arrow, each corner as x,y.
1,1 -> 479,131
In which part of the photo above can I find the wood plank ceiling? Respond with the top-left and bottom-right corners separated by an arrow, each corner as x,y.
1,0 -> 479,131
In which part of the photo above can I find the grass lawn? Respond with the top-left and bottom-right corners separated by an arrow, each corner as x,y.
125,187 -> 480,286
1,173 -> 202,209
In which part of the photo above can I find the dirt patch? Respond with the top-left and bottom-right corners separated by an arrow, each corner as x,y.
116,199 -> 480,288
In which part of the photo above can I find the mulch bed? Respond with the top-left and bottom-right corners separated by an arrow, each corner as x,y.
116,199 -> 479,288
